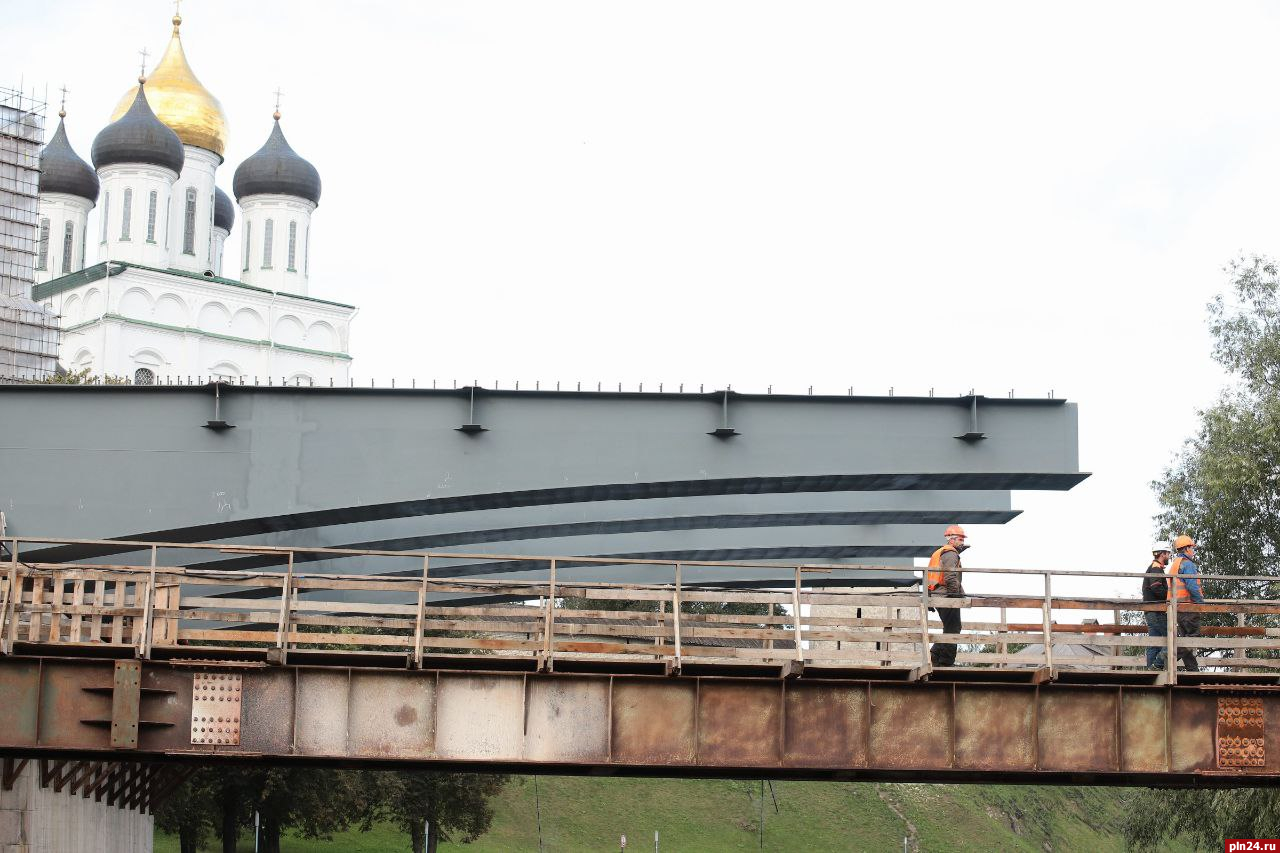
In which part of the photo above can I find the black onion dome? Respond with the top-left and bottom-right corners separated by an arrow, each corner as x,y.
40,118 -> 99,202
91,85 -> 184,174
232,120 -> 321,205
213,186 -> 234,231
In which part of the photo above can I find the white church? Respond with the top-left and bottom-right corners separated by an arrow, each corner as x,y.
33,11 -> 355,385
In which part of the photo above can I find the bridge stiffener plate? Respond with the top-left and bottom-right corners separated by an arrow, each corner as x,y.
191,672 -> 242,746
1217,696 -> 1265,768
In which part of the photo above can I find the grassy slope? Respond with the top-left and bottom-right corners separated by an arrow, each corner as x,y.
156,777 -> 1190,852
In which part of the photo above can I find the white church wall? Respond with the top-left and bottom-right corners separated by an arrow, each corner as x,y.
239,194 -> 315,296
44,265 -> 353,383
96,163 -> 178,269
34,193 -> 94,284
167,146 -> 220,274
212,225 -> 229,276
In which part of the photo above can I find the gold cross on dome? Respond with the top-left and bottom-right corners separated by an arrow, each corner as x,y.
138,47 -> 150,79
174,0 -> 182,16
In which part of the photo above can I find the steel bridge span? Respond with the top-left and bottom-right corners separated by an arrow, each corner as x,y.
2,537 -> 1279,786
0,656 -> 1275,787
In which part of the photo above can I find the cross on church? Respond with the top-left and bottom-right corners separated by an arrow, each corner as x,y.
138,47 -> 150,79
273,87 -> 283,119
174,0 -> 182,16
58,84 -> 68,118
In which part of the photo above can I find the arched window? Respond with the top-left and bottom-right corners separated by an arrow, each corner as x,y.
133,367 -> 155,386
120,188 -> 132,240
36,217 -> 49,270
146,190 -> 158,242
182,188 -> 197,255
61,221 -> 74,273
287,221 -> 297,271
100,192 -> 109,243
243,223 -> 251,272
262,218 -> 274,268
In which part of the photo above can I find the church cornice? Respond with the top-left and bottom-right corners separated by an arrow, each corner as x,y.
62,312 -> 352,361
33,261 -> 355,310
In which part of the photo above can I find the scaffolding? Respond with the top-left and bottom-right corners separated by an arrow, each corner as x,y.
0,85 -> 58,381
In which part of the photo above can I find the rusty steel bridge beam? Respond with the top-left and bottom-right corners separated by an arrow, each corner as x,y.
0,655 -> 1272,786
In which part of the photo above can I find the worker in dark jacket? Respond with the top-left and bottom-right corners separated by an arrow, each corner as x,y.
1142,543 -> 1171,668
925,524 -> 967,667
1152,534 -> 1204,671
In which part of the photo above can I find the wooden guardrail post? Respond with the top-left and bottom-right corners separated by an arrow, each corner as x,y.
919,572 -> 931,673
1166,584 -> 1178,685
0,539 -> 17,655
1042,572 -> 1053,672
275,550 -> 294,664
673,562 -> 683,672
543,559 -> 557,668
138,546 -> 158,659
791,567 -> 804,665
413,556 -> 429,668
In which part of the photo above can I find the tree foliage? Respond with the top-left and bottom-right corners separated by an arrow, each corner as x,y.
1155,255 -> 1280,591
153,770 -> 218,853
375,771 -> 510,853
1125,256 -> 1280,849
157,766 -> 509,852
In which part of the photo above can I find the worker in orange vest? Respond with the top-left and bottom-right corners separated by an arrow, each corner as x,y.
1157,534 -> 1204,672
926,524 -> 968,667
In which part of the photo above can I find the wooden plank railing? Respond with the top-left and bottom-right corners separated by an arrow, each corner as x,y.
1,536 -> 1278,681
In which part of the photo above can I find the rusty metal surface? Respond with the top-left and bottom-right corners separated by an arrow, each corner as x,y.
1171,693 -> 1216,772
1120,689 -> 1167,773
110,660 -> 141,749
955,685 -> 1034,771
190,672 -> 241,746
869,685 -> 952,770
610,679 -> 696,766
782,683 -> 866,768
526,677 -> 609,763
1038,689 -> 1117,772
5,656 -> 1280,786
347,671 -> 434,758
434,673 -> 525,761
1218,696 -> 1265,768
698,681 -> 780,766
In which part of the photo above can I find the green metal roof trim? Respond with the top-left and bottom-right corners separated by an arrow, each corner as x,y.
60,312 -> 352,360
33,261 -> 355,309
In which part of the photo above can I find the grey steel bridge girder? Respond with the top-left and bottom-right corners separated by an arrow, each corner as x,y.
0,656 -> 1271,786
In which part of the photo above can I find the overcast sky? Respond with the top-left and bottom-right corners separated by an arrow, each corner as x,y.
5,1 -> 1274,597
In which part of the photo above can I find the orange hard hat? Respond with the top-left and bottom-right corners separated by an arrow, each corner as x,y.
944,524 -> 967,539
1174,534 -> 1195,550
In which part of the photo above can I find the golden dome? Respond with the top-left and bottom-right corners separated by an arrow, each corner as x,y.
109,14 -> 228,157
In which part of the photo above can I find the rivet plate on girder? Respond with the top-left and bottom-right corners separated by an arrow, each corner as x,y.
1217,696 -> 1265,768
190,672 -> 242,746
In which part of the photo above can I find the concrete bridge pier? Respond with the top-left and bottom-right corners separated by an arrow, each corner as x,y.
0,760 -> 154,853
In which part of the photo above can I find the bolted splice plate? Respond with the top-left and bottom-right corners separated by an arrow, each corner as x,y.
1217,696 -> 1265,768
191,672 -> 243,746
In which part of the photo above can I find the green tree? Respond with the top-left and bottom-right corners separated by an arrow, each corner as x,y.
1125,255 -> 1280,849
153,770 -> 218,853
245,768 -> 376,853
162,767 -> 375,853
375,771 -> 510,853
1155,255 -> 1280,592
